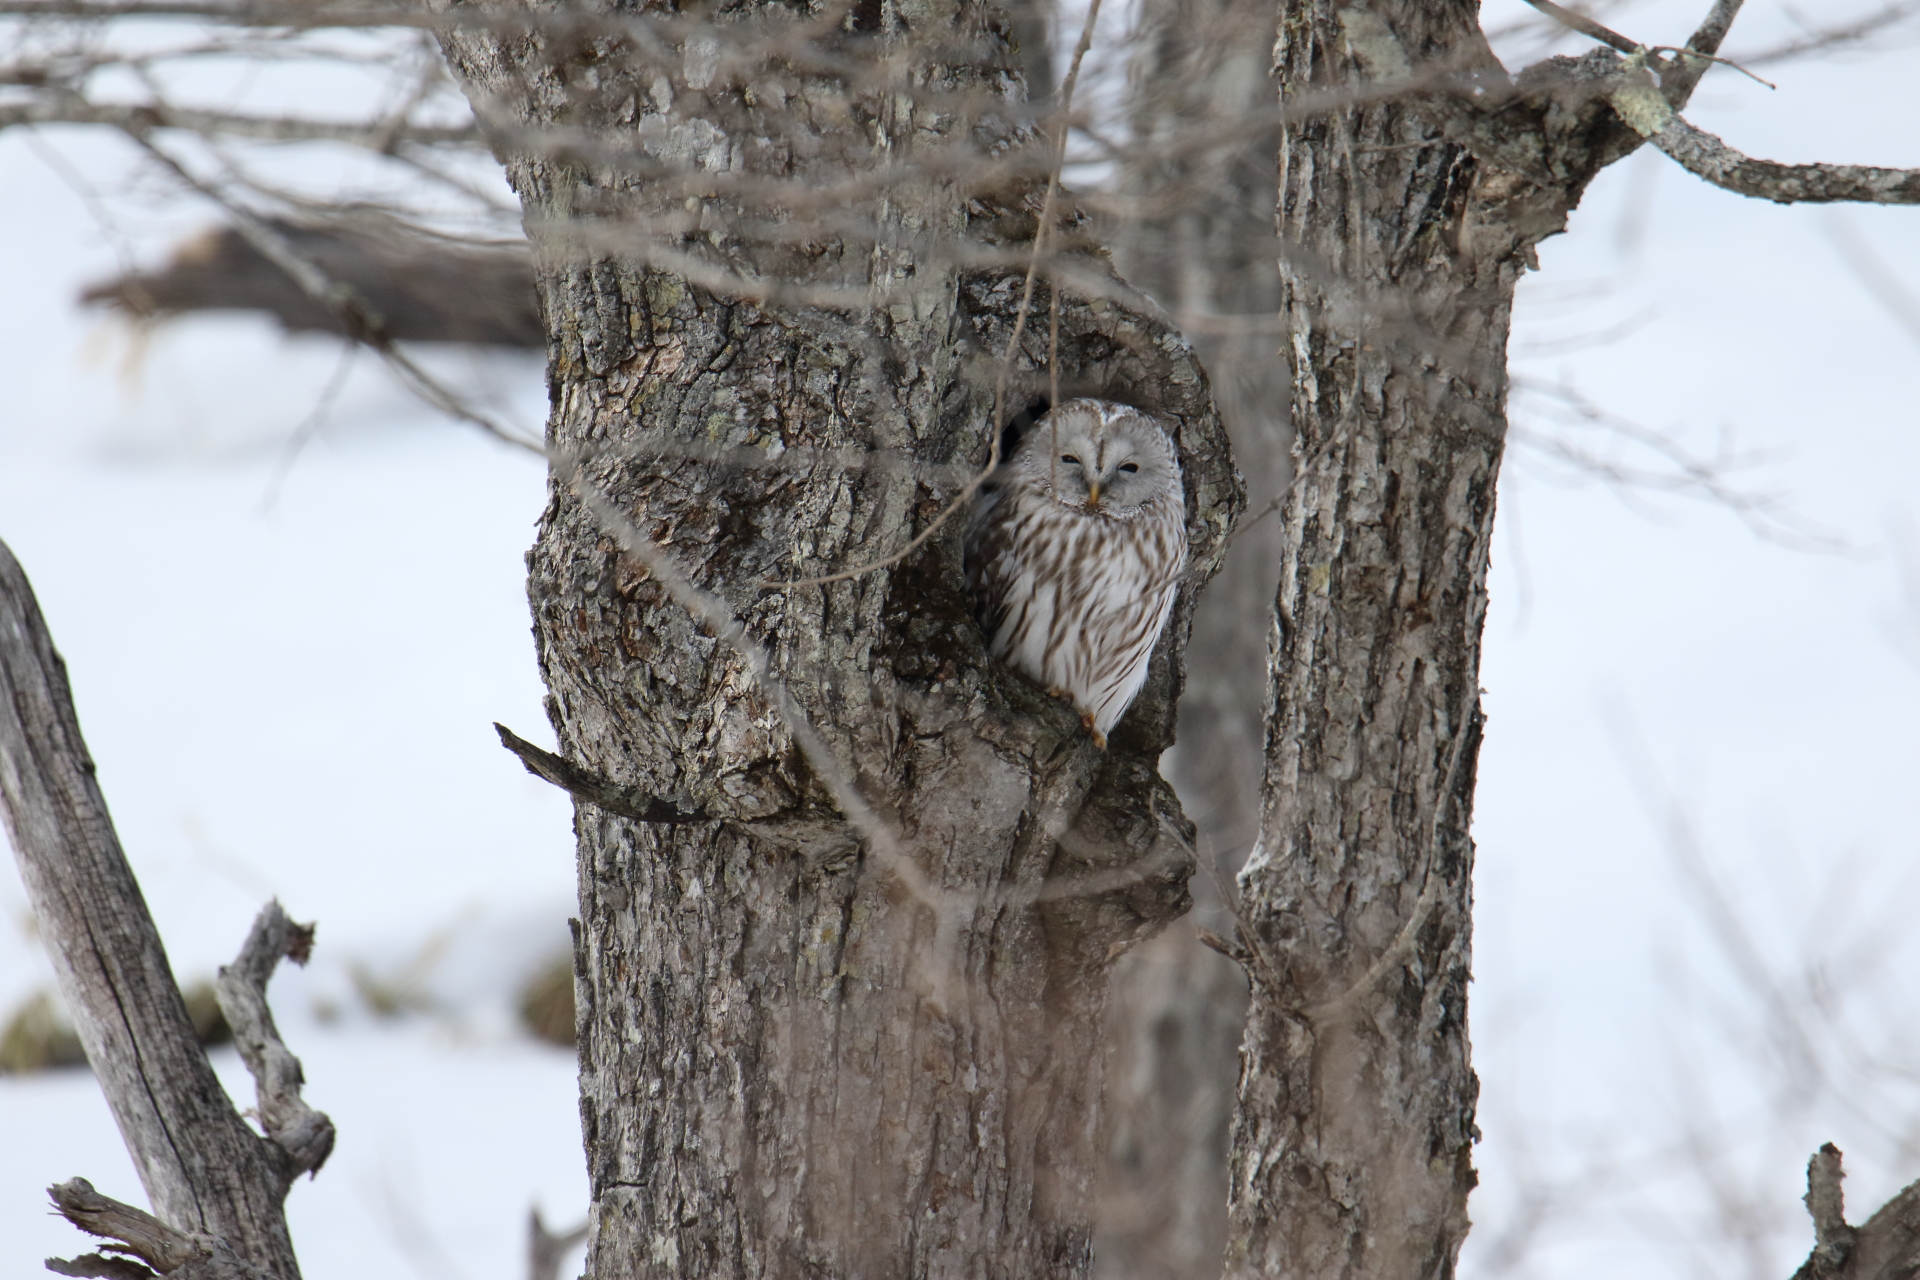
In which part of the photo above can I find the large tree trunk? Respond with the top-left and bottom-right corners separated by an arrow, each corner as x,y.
1226,5 -> 1667,1276
439,4 -> 1240,1276
1228,15 -> 1506,1273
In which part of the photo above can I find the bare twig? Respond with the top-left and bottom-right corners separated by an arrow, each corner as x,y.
1648,45 -> 1774,88
1740,3 -> 1920,70
1509,376 -> 1849,552
495,722 -> 710,825
214,903 -> 335,1182
1519,0 -> 1642,55
527,1208 -> 588,1280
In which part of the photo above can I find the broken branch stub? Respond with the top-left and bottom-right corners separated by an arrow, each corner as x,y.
214,904 -> 335,1182
44,1178 -> 273,1280
1791,1143 -> 1920,1280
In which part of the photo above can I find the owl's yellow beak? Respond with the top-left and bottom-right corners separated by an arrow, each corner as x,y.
1086,480 -> 1102,507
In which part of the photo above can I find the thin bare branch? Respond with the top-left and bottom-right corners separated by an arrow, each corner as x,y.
495,722 -> 711,825
1519,0 -> 1642,54
214,903 -> 335,1182
527,1208 -> 588,1280
1827,215 -> 1920,349
1606,71 -> 1920,204
122,130 -> 544,452
0,93 -> 478,147
1510,376 -> 1850,552
1739,3 -> 1920,69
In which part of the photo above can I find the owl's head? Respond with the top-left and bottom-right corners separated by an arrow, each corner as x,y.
1010,399 -> 1182,517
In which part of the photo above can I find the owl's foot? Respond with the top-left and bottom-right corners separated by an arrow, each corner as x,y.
1047,685 -> 1070,701
1080,711 -> 1107,751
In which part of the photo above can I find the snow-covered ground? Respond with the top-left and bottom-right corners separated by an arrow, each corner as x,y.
2,5 -> 1919,1278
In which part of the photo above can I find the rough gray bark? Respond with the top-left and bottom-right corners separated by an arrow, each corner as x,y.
1228,3 -> 1920,1277
0,538 -> 321,1279
1227,6 -> 1707,1277
1094,0 -> 1282,1271
1228,13 -> 1509,1270
436,4 -> 1240,1276
1790,1145 -> 1920,1280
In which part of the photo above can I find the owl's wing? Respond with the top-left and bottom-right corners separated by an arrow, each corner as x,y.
963,486 -> 1020,639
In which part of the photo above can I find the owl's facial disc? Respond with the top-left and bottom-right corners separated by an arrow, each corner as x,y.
1017,399 -> 1178,516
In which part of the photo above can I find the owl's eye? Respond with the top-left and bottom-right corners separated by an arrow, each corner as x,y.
1060,454 -> 1080,465
1117,462 -> 1139,474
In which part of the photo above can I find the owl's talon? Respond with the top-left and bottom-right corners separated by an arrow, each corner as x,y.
1080,711 -> 1107,750
1047,685 -> 1070,702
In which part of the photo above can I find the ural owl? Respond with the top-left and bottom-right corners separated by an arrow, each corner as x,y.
964,399 -> 1187,749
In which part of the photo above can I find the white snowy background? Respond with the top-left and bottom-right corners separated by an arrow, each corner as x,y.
2,3 -> 1918,1277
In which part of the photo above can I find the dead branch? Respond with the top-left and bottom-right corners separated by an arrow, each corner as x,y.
44,1179 -> 272,1280
1789,1144 -> 1920,1280
0,536 -> 309,1276
1804,1144 -> 1858,1275
214,905 -> 335,1182
494,722 -> 711,824
82,220 -> 540,347
526,1208 -> 588,1280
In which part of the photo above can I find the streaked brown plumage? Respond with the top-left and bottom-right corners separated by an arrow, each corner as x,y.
964,399 -> 1187,748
